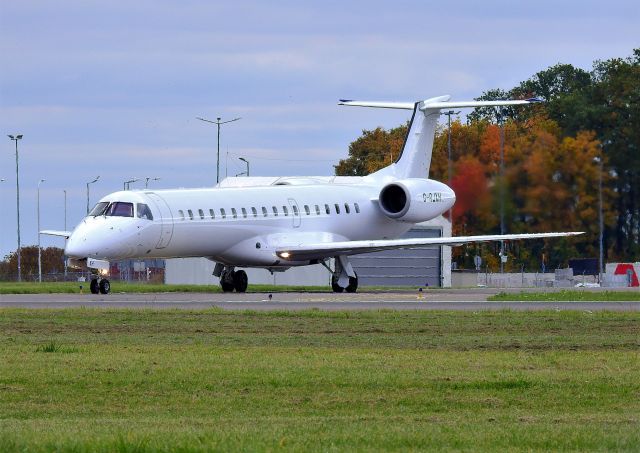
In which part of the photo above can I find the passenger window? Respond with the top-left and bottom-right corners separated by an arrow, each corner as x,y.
304,205 -> 310,215
354,203 -> 360,214
178,209 -> 185,221
89,201 -> 109,216
209,209 -> 215,219
283,206 -> 288,216
272,206 -> 278,216
231,208 -> 237,219
198,209 -> 205,220
220,208 -> 226,219
325,204 -> 330,215
293,205 -> 299,216
344,203 -> 350,214
315,205 -> 321,215
188,209 -> 194,220
241,208 -> 247,218
136,203 -> 154,220
251,207 -> 258,218
106,202 -> 134,217
262,207 -> 268,217
334,204 -> 340,214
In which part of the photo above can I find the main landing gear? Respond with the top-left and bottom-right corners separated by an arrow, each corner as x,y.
324,256 -> 358,293
215,265 -> 248,293
89,276 -> 111,294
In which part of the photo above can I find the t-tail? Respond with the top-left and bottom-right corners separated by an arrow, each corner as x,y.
339,96 -> 542,180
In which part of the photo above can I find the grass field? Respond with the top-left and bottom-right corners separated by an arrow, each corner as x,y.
489,290 -> 640,301
0,281 -> 331,294
0,309 -> 639,452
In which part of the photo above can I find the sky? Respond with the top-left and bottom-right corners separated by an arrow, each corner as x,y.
0,0 -> 638,258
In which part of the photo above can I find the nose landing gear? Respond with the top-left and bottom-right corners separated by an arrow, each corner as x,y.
89,276 -> 111,294
217,266 -> 248,293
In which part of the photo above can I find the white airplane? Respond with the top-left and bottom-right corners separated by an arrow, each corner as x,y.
42,95 -> 582,294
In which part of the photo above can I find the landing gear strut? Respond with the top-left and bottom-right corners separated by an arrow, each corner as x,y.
326,256 -> 358,293
89,276 -> 110,294
218,266 -> 248,293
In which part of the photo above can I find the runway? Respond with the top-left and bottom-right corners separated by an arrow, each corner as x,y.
1,291 -> 639,311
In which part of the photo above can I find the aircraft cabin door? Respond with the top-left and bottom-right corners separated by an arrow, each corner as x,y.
146,192 -> 174,249
288,198 -> 301,228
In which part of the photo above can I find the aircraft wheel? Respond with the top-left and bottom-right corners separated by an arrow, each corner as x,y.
220,270 -> 235,292
99,279 -> 111,294
90,278 -> 100,294
233,270 -> 248,293
345,274 -> 358,293
331,275 -> 344,293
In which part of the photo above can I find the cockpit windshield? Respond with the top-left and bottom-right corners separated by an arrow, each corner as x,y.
89,201 -> 110,216
106,202 -> 134,217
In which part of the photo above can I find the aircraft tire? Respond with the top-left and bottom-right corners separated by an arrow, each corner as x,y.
220,270 -> 235,292
99,279 -> 111,294
331,275 -> 344,293
345,274 -> 358,293
233,270 -> 248,293
90,278 -> 100,294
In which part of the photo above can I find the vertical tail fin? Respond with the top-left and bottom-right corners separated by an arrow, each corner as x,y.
339,96 -> 541,180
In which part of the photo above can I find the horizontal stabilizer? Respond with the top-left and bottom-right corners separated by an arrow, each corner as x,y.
338,99 -> 416,110
339,96 -> 543,111
40,230 -> 72,238
276,231 -> 583,261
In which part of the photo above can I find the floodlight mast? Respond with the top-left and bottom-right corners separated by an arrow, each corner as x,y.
8,134 -> 23,282
196,116 -> 241,184
86,176 -> 100,215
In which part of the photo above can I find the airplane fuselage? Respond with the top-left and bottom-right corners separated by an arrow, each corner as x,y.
64,179 -> 455,269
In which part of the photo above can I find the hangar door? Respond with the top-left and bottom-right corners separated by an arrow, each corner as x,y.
350,227 -> 442,287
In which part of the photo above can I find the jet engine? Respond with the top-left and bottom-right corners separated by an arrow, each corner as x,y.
378,178 -> 455,223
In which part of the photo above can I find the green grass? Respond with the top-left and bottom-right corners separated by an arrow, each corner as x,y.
0,309 -> 639,452
489,289 -> 640,301
0,281 -> 331,294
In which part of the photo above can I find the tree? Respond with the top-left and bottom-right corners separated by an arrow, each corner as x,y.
335,124 -> 408,176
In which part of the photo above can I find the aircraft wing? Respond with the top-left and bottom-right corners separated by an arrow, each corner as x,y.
276,232 -> 583,261
40,230 -> 73,239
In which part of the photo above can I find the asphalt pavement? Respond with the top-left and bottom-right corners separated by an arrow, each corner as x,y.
1,291 -> 639,311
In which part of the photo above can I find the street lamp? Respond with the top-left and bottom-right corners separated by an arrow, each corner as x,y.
86,176 -> 100,215
196,116 -> 241,185
594,156 -> 604,280
239,157 -> 250,177
37,179 -> 45,283
145,177 -> 161,189
8,134 -> 23,282
124,178 -> 140,190
496,109 -> 507,274
63,189 -> 67,279
440,110 -> 460,226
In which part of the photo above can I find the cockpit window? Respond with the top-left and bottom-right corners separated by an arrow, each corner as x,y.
137,203 -> 154,220
106,202 -> 134,217
89,201 -> 109,216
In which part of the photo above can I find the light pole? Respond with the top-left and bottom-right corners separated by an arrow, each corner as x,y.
441,110 -> 460,226
239,157 -> 250,177
63,189 -> 67,279
37,179 -> 45,283
196,116 -> 241,185
497,110 -> 506,274
124,178 -> 140,190
8,134 -> 23,282
145,177 -> 161,189
594,156 -> 604,280
86,176 -> 100,214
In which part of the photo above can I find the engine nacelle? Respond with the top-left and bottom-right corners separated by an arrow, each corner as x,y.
378,178 -> 455,223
